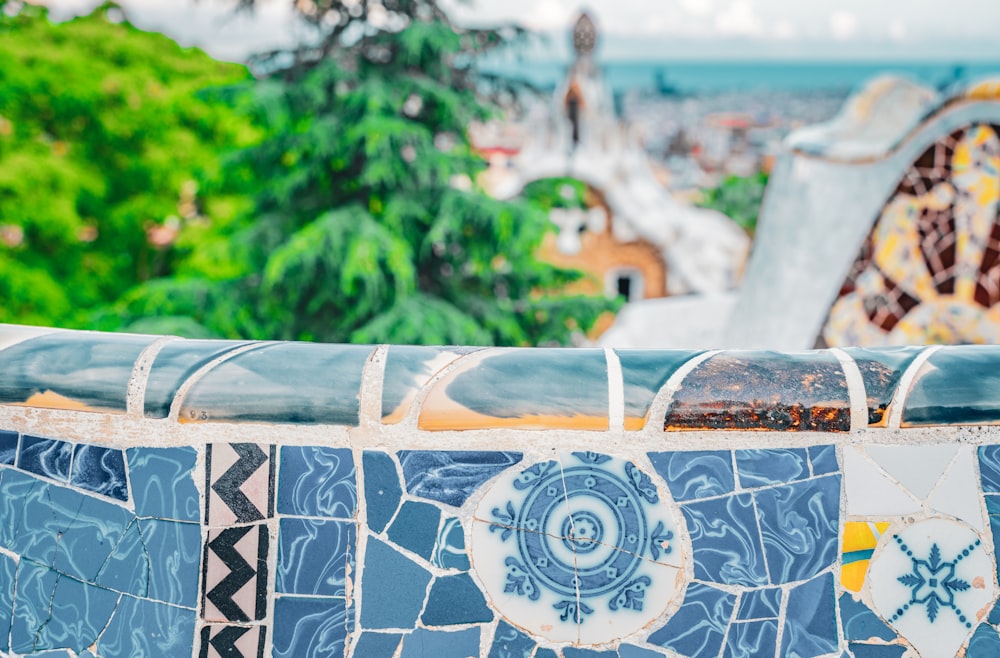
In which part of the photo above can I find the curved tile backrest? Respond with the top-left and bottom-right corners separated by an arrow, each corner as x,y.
6,327 -> 1000,658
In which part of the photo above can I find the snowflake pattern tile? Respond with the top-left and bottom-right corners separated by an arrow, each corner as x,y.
471,453 -> 685,645
868,518 -> 995,657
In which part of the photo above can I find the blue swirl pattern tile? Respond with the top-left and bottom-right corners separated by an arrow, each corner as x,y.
70,444 -> 128,501
278,445 -> 356,519
277,518 -> 353,597
0,429 -> 17,465
755,475 -> 840,583
0,331 -> 155,413
127,447 -> 201,521
143,338 -> 251,418
617,646 -> 666,658
848,643 -> 906,658
724,619 -> 778,658
735,448 -> 809,488
681,493 -> 768,586
902,346 -> 1000,426
418,348 -> 610,430
839,593 -> 896,642
18,435 -> 72,482
97,595 -> 197,658
616,349 -> 702,429
133,519 -> 202,607
362,450 -> 402,533
178,342 -> 372,425
563,648 -> 617,657
488,620 -> 535,658
273,596 -> 347,658
647,583 -> 735,655
432,516 -> 470,570
844,346 -> 924,425
398,450 -> 522,507
779,573 -> 838,657
648,450 -> 735,502
736,588 -> 781,620
0,553 -> 14,653
968,624 -> 1000,655
11,561 -> 119,654
808,444 -> 839,475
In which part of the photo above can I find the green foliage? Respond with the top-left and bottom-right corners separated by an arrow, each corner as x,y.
521,177 -> 588,211
0,3 -> 257,327
113,1 -> 616,346
696,172 -> 768,235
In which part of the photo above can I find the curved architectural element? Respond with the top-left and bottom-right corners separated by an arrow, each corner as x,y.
3,325 -> 1000,656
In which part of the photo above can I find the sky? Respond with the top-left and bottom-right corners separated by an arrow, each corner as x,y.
39,0 -> 1000,62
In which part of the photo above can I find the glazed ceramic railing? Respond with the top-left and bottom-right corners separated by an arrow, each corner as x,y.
2,325 -> 1000,658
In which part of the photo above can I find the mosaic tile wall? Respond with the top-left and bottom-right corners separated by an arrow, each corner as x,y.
4,327 -> 1000,657
821,122 -> 1000,347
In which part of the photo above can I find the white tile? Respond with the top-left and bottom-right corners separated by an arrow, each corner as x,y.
865,445 -> 958,500
926,448 -> 986,531
868,518 -> 994,658
845,447 -> 922,516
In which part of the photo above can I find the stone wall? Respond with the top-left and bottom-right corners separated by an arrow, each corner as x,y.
1,324 -> 1000,657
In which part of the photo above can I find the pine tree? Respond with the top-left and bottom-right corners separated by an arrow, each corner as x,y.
113,0 -> 617,345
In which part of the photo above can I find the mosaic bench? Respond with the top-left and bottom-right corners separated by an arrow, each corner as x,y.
2,325 -> 1000,657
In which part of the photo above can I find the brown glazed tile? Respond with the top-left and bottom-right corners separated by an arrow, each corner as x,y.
663,351 -> 851,432
843,346 -> 925,426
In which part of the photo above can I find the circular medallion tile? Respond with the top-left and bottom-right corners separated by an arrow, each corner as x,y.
868,518 -> 996,657
470,452 -> 686,645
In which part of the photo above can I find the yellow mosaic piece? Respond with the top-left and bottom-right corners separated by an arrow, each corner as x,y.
841,521 -> 890,593
966,78 -> 1000,101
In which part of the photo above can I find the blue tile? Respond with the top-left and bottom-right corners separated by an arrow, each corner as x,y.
30,651 -> 74,657
735,449 -> 808,488
755,475 -> 840,584
681,494 -> 768,586
0,429 -> 17,465
488,620 -> 535,658
780,573 -> 838,657
724,620 -> 778,658
902,346 -> 1000,425
388,501 -> 441,561
137,519 -> 201,607
70,444 -> 128,501
980,446 -> 1000,492
616,349 -> 702,423
563,649 -> 617,658
18,435 -> 72,482
648,583 -> 736,655
398,450 -> 522,507
11,562 -> 119,654
363,451 -> 402,533
52,493 -> 133,582
618,646 -> 665,658
421,573 -> 492,626
0,469 -> 44,550
126,447 -> 200,521
840,593 -> 895,642
400,627 -> 479,658
359,538 -> 432,629
274,596 -> 347,658
966,623 -> 1000,657
736,588 -> 782,620
277,518 -> 354,597
98,595 -> 196,658
535,650 -> 559,658
809,445 -> 839,475
986,495 -> 1000,516
990,599 -> 1000,625
95,519 -> 148,596
848,643 -> 906,658
353,632 -> 403,657
278,445 -> 356,519
0,553 -> 14,652
432,516 -> 470,571
648,450 -> 735,502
